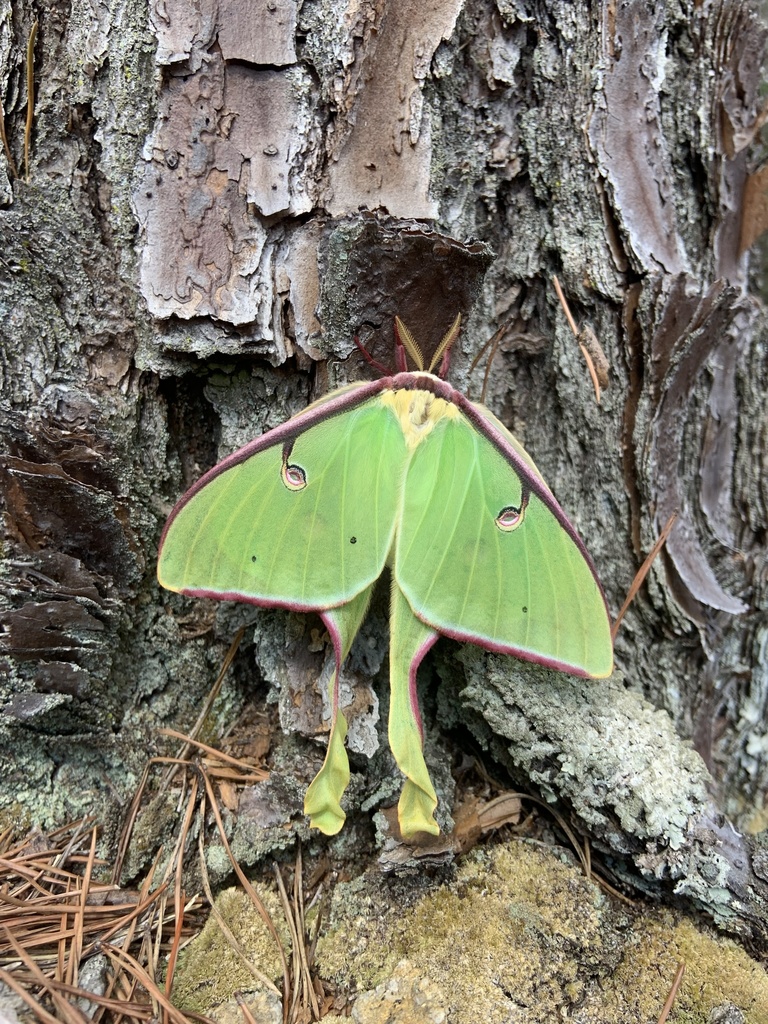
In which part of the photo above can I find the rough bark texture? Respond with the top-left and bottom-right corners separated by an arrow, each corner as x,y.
1,0 -> 768,987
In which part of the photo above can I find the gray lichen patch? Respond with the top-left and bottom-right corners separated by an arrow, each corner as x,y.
454,649 -> 711,856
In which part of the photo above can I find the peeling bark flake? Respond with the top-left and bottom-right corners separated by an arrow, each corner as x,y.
225,67 -> 306,217
134,50 -> 316,324
327,0 -> 463,218
151,0 -> 298,69
588,0 -> 688,275
643,279 -> 749,616
218,0 -> 297,66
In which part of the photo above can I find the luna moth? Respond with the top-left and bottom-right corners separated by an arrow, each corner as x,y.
157,314 -> 613,838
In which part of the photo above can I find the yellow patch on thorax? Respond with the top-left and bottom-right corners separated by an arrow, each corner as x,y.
381,387 -> 459,449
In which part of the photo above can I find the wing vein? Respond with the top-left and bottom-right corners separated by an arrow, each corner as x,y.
457,430 -> 484,624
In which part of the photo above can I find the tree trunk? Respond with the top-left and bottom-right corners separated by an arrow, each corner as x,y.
1,0 -> 768,964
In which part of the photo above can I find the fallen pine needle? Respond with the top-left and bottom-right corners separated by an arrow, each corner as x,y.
612,511 -> 678,641
657,962 -> 685,1024
578,341 -> 602,403
163,627 -> 246,785
24,19 -> 38,182
552,275 -> 609,404
100,941 -> 212,1024
0,963 -> 63,1024
199,765 -> 291,1016
159,728 -> 269,777
196,827 -> 280,996
3,924 -> 85,1024
0,819 -> 203,1024
236,990 -> 260,1024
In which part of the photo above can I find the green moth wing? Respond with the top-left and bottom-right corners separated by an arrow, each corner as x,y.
395,396 -> 613,679
158,385 -> 406,609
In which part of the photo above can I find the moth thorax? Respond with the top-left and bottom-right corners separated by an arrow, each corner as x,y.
382,388 -> 459,449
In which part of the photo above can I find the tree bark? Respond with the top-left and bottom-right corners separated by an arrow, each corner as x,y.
1,0 -> 767,952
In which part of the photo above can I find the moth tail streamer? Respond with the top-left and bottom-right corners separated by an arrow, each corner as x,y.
304,702 -> 350,835
389,583 -> 440,837
304,587 -> 373,835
